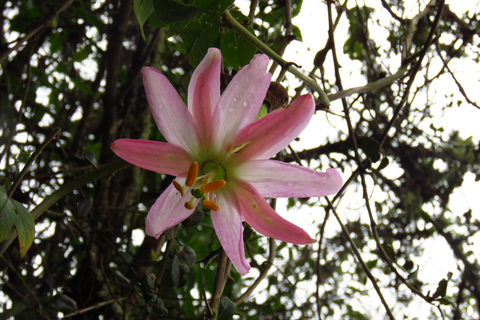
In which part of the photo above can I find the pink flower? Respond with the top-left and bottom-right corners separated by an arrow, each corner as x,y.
111,48 -> 342,275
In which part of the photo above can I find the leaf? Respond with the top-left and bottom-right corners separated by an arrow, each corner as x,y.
133,0 -> 154,40
0,302 -> 27,320
375,156 -> 390,171
153,0 -> 202,24
175,0 -> 234,12
70,77 -> 93,95
220,29 -> 257,70
291,24 -> 303,41
0,186 -> 35,258
175,244 -> 197,268
358,136 -> 381,163
366,259 -> 378,269
171,255 -> 190,288
72,44 -> 93,62
432,278 -> 448,299
217,296 -> 236,320
180,14 -> 221,67
381,242 -> 396,261
153,297 -> 168,316
140,273 -> 156,300
181,209 -> 204,227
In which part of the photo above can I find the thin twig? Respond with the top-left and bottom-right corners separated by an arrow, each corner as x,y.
235,237 -> 275,305
434,41 -> 479,109
325,197 -> 396,319
325,1 -> 395,318
1,256 -> 52,319
0,159 -> 129,256
0,0 -> 76,63
379,0 -> 445,148
8,128 -> 62,198
61,298 -> 126,318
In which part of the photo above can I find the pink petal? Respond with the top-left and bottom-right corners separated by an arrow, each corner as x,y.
142,67 -> 200,154
111,139 -> 191,176
211,191 -> 250,275
188,48 -> 221,146
145,178 -> 199,238
212,54 -> 271,148
230,94 -> 315,161
239,160 -> 343,198
236,183 -> 315,244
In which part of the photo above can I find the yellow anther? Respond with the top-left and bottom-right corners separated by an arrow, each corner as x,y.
201,200 -> 220,211
184,201 -> 195,210
185,162 -> 198,187
172,180 -> 184,196
201,179 -> 226,194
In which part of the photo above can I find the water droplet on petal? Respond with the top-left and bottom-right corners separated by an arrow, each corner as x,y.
233,97 -> 239,102
228,107 -> 235,113
242,101 -> 248,108
158,104 -> 164,110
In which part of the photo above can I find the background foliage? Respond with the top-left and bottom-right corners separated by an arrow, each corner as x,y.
1,0 -> 479,319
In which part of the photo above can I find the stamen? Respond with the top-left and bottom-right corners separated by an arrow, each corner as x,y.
185,162 -> 198,187
201,179 -> 226,194
184,201 -> 195,210
172,180 -> 184,196
201,200 -> 220,211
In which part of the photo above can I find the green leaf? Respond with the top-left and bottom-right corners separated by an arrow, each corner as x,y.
153,297 -> 168,316
182,209 -> 204,227
175,244 -> 196,268
153,0 -> 202,24
0,302 -> 27,320
432,276 -> 451,299
180,14 -> 221,66
291,24 -> 303,41
72,44 -> 93,62
175,0 -> 234,12
171,255 -> 190,288
381,242 -> 396,261
358,136 -> 381,163
376,156 -> 390,171
438,297 -> 454,305
217,296 -> 236,320
366,259 -> 378,269
220,29 -> 257,70
70,77 -> 93,95
133,0 -> 154,40
0,186 -> 35,258
140,273 -> 156,300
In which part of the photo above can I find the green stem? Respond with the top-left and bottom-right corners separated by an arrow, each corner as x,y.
0,159 -> 130,256
222,10 -> 330,108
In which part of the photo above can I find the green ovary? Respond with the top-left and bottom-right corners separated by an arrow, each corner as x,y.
201,160 -> 228,181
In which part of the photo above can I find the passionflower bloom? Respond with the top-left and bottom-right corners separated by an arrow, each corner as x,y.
111,48 -> 342,275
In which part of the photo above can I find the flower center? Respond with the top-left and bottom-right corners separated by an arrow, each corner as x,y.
172,161 -> 227,212
201,160 -> 227,181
